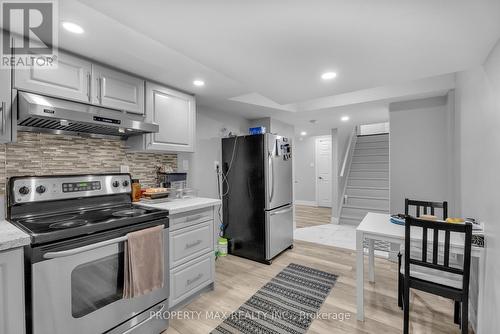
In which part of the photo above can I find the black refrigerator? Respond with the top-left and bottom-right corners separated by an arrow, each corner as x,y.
222,133 -> 293,264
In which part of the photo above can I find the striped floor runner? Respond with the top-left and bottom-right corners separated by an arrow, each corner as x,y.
211,263 -> 337,334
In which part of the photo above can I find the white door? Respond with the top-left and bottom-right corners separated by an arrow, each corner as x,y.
315,136 -> 332,207
14,51 -> 92,103
92,65 -> 145,114
145,82 -> 195,152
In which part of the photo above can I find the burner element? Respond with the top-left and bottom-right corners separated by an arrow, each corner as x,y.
49,219 -> 88,229
112,209 -> 147,217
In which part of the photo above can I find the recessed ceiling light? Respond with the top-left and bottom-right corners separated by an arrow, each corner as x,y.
341,116 -> 350,122
321,72 -> 337,80
62,21 -> 84,34
300,131 -> 307,136
193,80 -> 205,87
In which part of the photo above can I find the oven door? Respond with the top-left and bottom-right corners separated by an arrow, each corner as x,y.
31,222 -> 169,334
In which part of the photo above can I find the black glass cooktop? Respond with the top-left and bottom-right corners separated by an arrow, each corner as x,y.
10,204 -> 169,245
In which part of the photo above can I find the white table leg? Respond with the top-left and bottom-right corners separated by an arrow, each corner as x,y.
476,252 -> 485,334
356,229 -> 365,321
368,239 -> 375,282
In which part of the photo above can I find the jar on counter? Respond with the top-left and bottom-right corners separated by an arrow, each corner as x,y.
131,179 -> 141,202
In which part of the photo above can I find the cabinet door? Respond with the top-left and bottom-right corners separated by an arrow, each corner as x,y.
0,32 -> 12,143
0,248 -> 26,334
146,82 -> 195,152
14,51 -> 92,103
92,65 -> 144,114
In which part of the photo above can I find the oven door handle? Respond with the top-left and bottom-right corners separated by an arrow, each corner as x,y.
43,235 -> 128,259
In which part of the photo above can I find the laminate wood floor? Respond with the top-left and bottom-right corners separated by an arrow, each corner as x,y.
295,205 -> 331,228
163,240 -> 464,334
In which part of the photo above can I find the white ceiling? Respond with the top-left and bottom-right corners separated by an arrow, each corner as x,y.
57,0 -> 500,134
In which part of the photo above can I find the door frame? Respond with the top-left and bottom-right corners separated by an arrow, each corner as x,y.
315,135 -> 332,207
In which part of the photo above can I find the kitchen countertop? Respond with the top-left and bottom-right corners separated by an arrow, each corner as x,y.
0,220 -> 30,252
139,197 -> 221,215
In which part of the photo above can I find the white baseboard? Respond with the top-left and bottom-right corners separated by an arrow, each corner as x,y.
294,200 -> 317,207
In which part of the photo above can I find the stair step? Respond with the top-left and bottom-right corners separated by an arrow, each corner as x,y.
339,215 -> 362,225
353,153 -> 389,157
355,142 -> 389,149
341,205 -> 389,219
354,147 -> 389,155
350,170 -> 389,178
356,134 -> 389,143
348,178 -> 389,187
352,154 -> 389,163
351,162 -> 389,170
346,186 -> 389,197
345,195 -> 389,209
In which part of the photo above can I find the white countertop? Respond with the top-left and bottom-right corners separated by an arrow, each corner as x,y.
0,220 -> 30,252
139,197 -> 221,215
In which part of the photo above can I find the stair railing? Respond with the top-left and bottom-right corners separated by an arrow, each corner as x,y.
337,125 -> 358,220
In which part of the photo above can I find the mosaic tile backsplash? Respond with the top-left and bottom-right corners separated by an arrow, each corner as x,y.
0,132 -> 177,193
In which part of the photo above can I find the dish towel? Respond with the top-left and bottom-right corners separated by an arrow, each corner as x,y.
124,225 -> 164,298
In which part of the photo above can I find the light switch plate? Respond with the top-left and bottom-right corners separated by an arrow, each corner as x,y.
120,165 -> 130,173
182,160 -> 189,171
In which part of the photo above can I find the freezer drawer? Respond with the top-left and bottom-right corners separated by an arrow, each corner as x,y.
265,205 -> 294,260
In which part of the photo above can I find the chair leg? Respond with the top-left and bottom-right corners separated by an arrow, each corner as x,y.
461,300 -> 468,334
398,274 -> 403,309
454,301 -> 460,325
398,253 -> 403,309
403,284 -> 410,334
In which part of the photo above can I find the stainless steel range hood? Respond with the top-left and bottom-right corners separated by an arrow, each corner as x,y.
17,92 -> 159,138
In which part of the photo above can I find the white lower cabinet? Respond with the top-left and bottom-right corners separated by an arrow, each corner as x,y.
168,207 -> 216,309
0,248 -> 26,334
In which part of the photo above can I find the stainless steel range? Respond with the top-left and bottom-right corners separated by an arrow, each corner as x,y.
7,174 -> 169,334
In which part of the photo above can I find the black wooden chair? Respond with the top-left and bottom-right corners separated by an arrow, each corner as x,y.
398,216 -> 472,334
399,199 -> 449,311
405,198 -> 448,220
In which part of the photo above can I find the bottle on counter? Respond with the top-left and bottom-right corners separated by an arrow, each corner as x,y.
131,179 -> 142,202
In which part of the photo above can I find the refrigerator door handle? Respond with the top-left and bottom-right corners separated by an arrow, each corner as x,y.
268,151 -> 275,203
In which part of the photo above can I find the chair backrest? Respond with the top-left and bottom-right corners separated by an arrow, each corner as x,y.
405,198 -> 448,220
404,215 -> 472,291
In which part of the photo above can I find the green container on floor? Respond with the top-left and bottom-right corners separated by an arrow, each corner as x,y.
218,237 -> 228,257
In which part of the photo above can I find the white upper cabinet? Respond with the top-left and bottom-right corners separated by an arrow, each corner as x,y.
0,33 -> 12,143
91,65 -> 145,115
14,51 -> 92,103
144,82 -> 195,152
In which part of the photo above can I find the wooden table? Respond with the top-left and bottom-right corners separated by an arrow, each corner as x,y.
356,212 -> 485,333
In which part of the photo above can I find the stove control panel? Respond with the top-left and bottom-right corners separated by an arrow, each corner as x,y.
10,174 -> 132,204
62,181 -> 101,193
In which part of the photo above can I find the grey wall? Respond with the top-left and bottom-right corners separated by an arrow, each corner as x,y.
177,107 -> 250,199
454,38 -> 500,332
389,95 -> 454,215
294,136 -> 316,203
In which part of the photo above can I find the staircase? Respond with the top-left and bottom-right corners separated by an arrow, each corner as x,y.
340,133 -> 390,225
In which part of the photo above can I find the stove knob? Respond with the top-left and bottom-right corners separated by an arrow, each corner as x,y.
19,186 -> 30,195
122,180 -> 129,187
36,185 -> 46,194
112,181 -> 120,188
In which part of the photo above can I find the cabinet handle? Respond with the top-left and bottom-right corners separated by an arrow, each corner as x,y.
0,102 -> 4,135
185,239 -> 202,249
86,73 -> 91,102
186,273 -> 203,286
186,214 -> 204,222
97,77 -> 103,104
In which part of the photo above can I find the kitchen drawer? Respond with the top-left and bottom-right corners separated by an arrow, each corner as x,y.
170,220 -> 213,268
169,207 -> 213,230
169,252 -> 214,307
